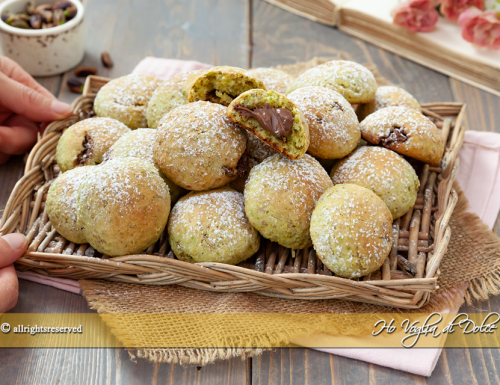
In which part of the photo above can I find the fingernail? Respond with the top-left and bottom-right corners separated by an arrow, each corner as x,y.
51,100 -> 73,116
3,233 -> 27,250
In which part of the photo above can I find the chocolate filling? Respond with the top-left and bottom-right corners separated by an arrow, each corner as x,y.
77,133 -> 94,165
379,126 -> 408,147
332,102 -> 343,111
222,151 -> 249,178
234,103 -> 294,138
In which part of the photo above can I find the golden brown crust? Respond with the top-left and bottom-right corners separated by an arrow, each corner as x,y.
287,86 -> 360,159
153,101 -> 247,191
55,117 -> 130,173
360,107 -> 444,166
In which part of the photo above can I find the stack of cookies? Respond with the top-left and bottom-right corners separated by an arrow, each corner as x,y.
48,60 -> 444,279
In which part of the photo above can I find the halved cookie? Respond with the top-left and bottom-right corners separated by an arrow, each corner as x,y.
227,89 -> 310,160
360,106 -> 444,166
188,66 -> 266,106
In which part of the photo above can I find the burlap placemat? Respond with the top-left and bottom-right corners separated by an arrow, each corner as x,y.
80,58 -> 500,366
80,176 -> 500,366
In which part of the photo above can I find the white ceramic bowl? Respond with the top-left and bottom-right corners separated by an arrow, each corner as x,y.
0,0 -> 85,76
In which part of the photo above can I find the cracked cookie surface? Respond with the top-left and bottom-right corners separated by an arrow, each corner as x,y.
360,107 -> 444,166
56,117 -> 130,173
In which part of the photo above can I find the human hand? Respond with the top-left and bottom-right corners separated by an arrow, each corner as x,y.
0,56 -> 73,164
0,233 -> 27,313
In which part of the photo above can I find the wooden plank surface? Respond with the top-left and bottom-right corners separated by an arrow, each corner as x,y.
1,0 -> 500,383
0,0 -> 251,384
58,0 -> 251,104
251,1 -> 500,384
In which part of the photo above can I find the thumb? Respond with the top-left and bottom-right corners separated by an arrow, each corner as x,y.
0,72 -> 72,122
0,234 -> 28,269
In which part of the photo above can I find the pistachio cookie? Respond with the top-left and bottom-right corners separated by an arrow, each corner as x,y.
228,89 -> 310,160
286,60 -> 377,104
244,154 -> 333,249
188,66 -> 266,106
146,70 -> 203,128
154,101 -> 248,191
246,131 -> 278,163
168,187 -> 260,264
77,158 -> 170,256
360,107 -> 444,166
357,86 -> 421,121
310,184 -> 392,278
46,166 -> 93,244
331,146 -> 419,219
94,74 -> 163,129
287,86 -> 360,159
56,117 -> 130,173
248,68 -> 294,94
104,129 -> 185,203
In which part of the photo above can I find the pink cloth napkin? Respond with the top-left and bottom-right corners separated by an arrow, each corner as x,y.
16,57 -> 500,377
457,131 -> 500,229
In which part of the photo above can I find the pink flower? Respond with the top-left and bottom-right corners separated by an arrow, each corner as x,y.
392,0 -> 440,32
440,0 -> 484,21
459,8 -> 500,49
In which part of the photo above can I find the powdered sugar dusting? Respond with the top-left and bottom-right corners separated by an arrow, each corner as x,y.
107,74 -> 161,107
333,147 -> 404,196
311,184 -> 392,278
154,101 -> 246,189
331,146 -> 418,215
361,106 -> 439,145
78,157 -> 169,217
107,128 -> 156,164
147,70 -> 203,126
168,188 -> 259,263
287,86 -> 360,158
288,60 -> 377,100
47,166 -> 93,240
373,86 -> 420,111
95,74 -> 163,128
248,68 -> 293,94
244,154 -> 333,249
246,131 -> 277,162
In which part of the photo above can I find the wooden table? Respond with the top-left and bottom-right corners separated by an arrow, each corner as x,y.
1,0 -> 500,383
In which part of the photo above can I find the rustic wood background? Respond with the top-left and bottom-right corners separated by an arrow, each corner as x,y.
1,0 -> 500,383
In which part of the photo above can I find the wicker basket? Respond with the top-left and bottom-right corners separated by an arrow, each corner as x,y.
0,75 -> 466,309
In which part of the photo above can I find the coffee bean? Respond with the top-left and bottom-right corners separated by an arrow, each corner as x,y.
67,78 -> 84,93
101,52 -> 113,68
74,66 -> 97,77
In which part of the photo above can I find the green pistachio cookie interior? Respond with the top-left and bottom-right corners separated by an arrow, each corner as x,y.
227,89 -> 310,160
188,66 -> 266,106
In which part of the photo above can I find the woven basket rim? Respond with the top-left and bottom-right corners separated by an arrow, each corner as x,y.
0,67 -> 466,309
